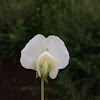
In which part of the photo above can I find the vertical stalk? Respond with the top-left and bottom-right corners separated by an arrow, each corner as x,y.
41,77 -> 44,100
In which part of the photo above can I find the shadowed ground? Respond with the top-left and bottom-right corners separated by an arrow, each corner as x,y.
0,62 -> 40,100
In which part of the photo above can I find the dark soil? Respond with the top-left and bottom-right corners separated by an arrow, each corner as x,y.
0,61 -> 41,100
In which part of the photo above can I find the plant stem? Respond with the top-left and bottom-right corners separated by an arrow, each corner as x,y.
41,77 -> 44,100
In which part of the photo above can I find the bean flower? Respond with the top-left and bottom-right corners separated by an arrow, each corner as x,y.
20,34 -> 69,100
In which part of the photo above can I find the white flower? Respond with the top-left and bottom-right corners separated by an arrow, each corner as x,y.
20,34 -> 69,79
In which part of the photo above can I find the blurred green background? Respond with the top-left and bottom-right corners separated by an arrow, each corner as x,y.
0,0 -> 100,100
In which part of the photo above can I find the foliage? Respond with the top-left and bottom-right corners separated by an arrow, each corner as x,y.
0,0 -> 100,100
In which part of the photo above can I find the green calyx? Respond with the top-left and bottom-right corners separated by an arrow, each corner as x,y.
36,72 -> 48,83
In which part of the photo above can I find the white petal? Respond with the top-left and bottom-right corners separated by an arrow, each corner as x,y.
20,34 -> 46,70
49,57 -> 59,79
46,35 -> 69,69
36,51 -> 59,79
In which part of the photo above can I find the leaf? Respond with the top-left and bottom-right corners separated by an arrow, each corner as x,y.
36,72 -> 39,79
44,77 -> 48,83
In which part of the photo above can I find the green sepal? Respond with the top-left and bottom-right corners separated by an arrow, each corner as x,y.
36,72 -> 39,79
44,77 -> 48,83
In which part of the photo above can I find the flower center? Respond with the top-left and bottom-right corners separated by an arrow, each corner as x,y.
45,48 -> 49,51
36,51 -> 58,78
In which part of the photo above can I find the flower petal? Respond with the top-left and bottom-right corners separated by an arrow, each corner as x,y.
36,51 -> 59,79
46,35 -> 69,69
20,34 -> 46,70
49,57 -> 59,79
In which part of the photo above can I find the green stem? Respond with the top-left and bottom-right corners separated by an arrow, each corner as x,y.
41,77 -> 44,100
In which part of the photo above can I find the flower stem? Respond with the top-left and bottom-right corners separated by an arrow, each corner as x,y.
41,77 -> 44,100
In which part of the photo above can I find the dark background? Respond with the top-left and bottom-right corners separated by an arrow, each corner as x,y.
0,0 -> 100,100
